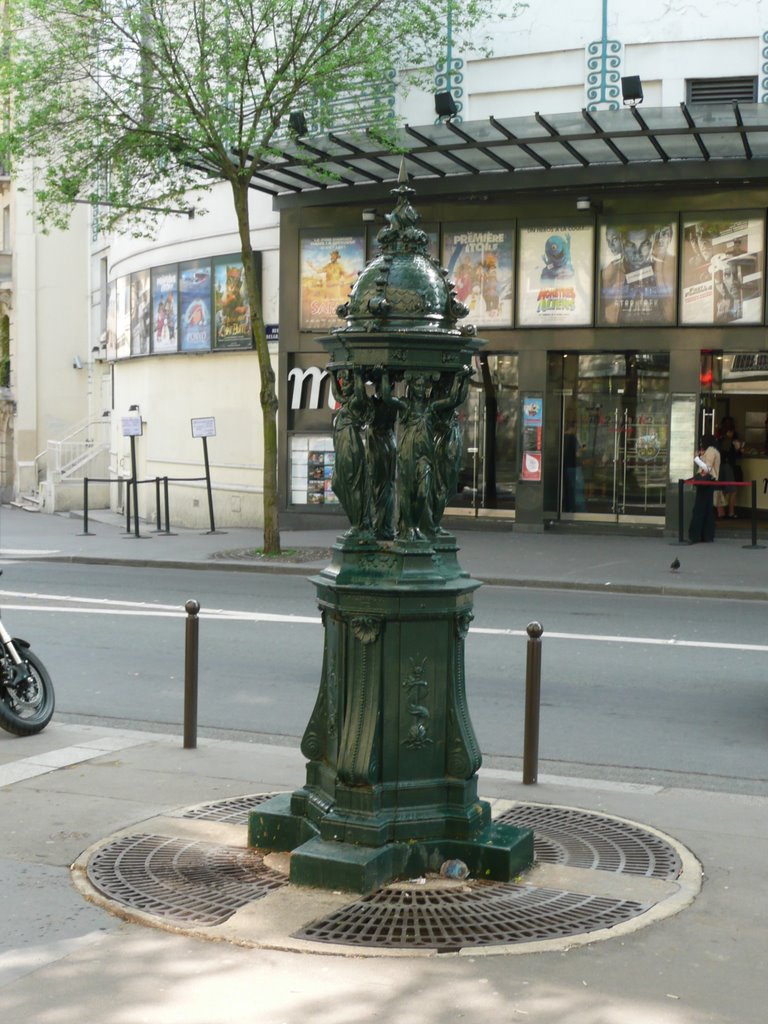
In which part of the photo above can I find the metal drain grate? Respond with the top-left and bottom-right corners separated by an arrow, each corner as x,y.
294,883 -> 650,950
181,793 -> 280,824
495,804 -> 682,880
87,833 -> 287,926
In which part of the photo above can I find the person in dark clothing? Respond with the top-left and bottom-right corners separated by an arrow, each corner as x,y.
716,416 -> 742,519
562,421 -> 586,512
688,435 -> 720,543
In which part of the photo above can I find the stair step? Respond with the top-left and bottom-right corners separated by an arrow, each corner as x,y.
11,494 -> 42,512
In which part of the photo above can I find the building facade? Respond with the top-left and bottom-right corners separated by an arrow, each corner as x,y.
277,0 -> 768,534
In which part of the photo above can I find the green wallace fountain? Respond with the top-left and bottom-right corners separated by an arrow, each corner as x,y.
249,172 -> 533,893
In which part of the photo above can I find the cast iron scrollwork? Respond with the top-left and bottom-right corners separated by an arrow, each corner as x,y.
403,655 -> 433,749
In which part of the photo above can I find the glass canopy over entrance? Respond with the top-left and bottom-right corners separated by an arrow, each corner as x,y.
244,104 -> 768,200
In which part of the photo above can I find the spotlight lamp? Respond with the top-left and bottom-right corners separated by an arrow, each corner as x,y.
434,91 -> 459,120
288,110 -> 307,136
621,75 -> 644,107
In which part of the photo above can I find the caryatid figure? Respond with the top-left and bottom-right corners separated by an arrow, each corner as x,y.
380,370 -> 436,541
330,368 -> 371,535
366,388 -> 397,540
431,367 -> 472,531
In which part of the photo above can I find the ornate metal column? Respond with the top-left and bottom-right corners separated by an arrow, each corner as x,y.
249,170 -> 533,893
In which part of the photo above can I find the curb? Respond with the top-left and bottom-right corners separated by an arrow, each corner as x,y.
12,553 -> 768,600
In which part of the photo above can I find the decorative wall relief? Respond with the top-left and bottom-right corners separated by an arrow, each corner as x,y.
403,655 -> 433,749
586,1 -> 622,112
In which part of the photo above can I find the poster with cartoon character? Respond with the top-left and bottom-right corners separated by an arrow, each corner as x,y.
517,224 -> 594,326
213,255 -> 253,349
442,224 -> 514,328
180,259 -> 212,351
680,214 -> 764,325
151,264 -> 179,353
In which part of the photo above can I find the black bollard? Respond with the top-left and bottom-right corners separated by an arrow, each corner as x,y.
82,478 -> 90,536
164,476 -> 171,535
154,477 -> 163,533
743,479 -> 766,549
522,621 -> 543,785
183,599 -> 200,749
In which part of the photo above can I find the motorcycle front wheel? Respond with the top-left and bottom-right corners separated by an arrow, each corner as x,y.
0,648 -> 55,736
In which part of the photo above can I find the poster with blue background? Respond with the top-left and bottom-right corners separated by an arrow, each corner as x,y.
180,260 -> 212,351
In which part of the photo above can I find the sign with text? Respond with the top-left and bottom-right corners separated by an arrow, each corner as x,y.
121,415 -> 142,437
191,417 -> 216,438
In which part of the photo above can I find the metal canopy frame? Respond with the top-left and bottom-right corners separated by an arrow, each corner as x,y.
242,102 -> 768,206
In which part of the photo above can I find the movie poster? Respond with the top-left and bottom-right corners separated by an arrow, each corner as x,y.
179,259 -> 212,351
213,255 -> 252,349
680,215 -> 764,325
151,264 -> 178,353
442,225 -> 514,327
598,219 -> 677,325
520,396 -> 543,482
115,276 -> 131,359
517,225 -> 595,326
300,233 -> 365,331
130,270 -> 151,356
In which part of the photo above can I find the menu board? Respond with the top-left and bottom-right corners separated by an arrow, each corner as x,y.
668,395 -> 698,483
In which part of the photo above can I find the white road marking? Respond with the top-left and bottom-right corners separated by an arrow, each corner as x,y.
0,589 -> 765,651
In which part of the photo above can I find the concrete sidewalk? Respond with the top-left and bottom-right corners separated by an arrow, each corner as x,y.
1,721 -> 766,1023
1,505 -> 767,1022
1,503 -> 768,599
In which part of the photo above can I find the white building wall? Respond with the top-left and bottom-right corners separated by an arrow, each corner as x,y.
11,169 -> 89,498
96,182 -> 280,528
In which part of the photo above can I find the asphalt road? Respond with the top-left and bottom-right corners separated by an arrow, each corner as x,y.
1,561 -> 766,795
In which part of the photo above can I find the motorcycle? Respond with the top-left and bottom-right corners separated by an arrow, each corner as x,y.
0,589 -> 54,736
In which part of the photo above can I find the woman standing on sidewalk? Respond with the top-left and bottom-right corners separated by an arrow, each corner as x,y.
688,434 -> 721,543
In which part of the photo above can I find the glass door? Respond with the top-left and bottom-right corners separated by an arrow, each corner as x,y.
559,353 -> 670,523
449,354 -> 518,516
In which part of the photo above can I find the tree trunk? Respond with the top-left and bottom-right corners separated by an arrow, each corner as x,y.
231,178 -> 281,554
